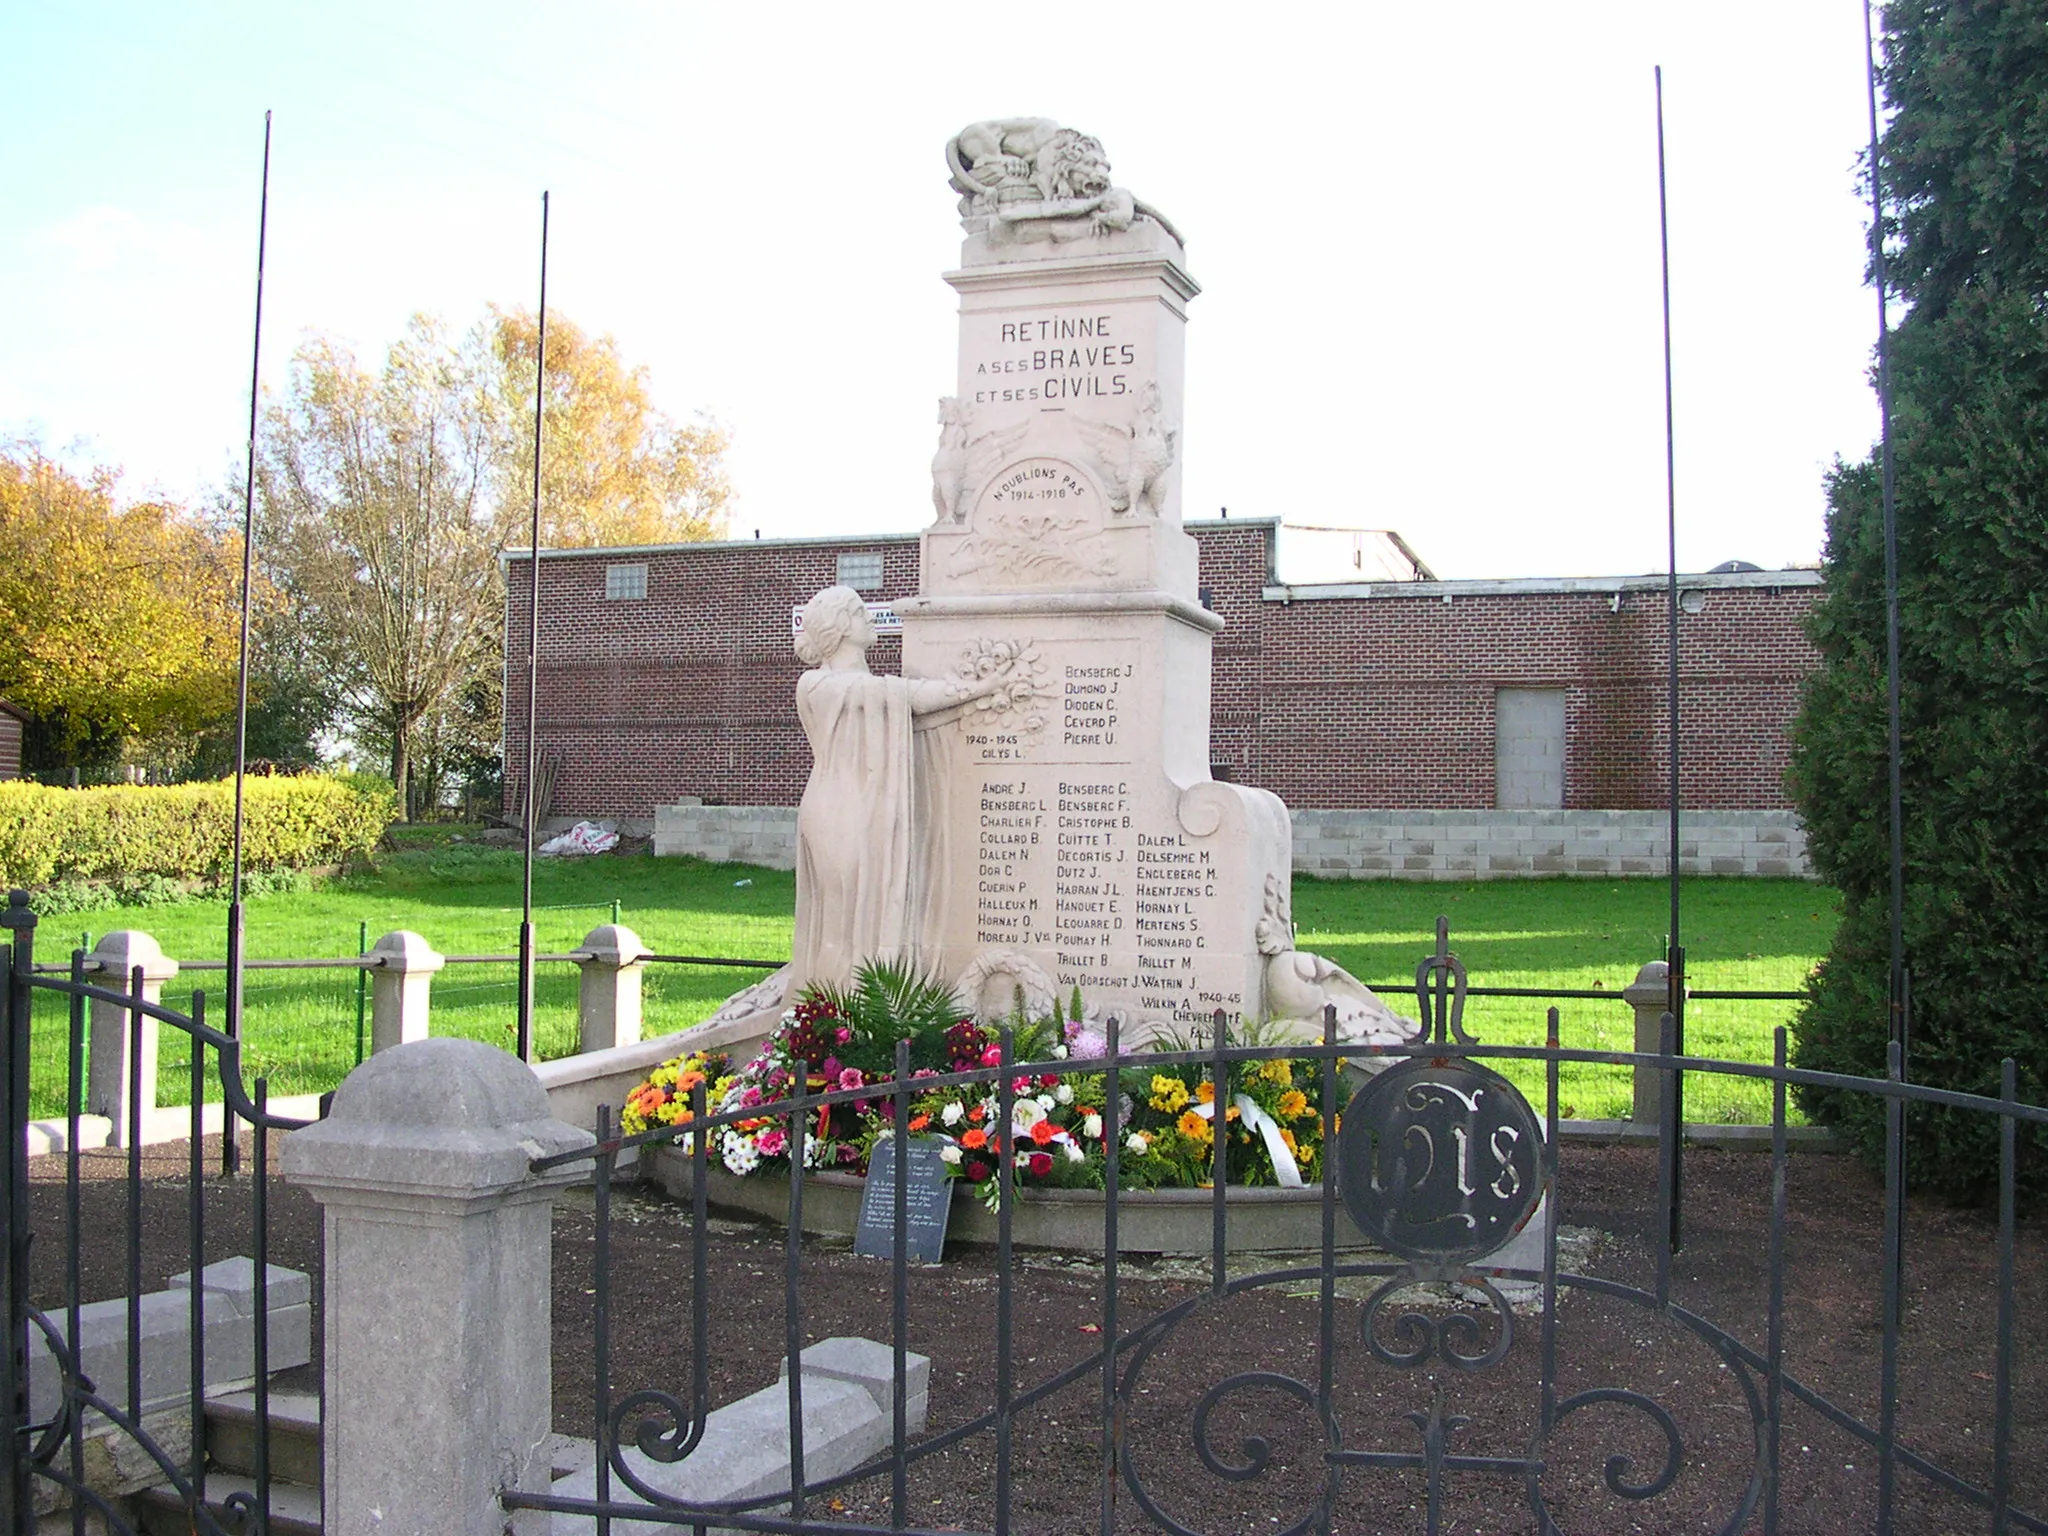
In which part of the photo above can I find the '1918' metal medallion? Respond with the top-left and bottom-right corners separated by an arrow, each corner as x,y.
1337,1058 -> 1544,1266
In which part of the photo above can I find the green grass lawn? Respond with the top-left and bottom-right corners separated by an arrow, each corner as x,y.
23,829 -> 1839,1125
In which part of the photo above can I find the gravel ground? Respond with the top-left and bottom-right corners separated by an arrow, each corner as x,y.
27,1134 -> 2044,1534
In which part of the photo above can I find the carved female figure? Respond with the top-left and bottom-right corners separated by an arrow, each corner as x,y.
790,586 -> 1012,992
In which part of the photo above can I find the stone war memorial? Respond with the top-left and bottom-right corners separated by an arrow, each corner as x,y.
688,117 -> 1415,1057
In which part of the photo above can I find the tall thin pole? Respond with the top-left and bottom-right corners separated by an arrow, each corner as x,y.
1863,1 -> 1907,1074
516,191 -> 549,1065
225,110 -> 273,1176
1654,66 -> 1686,1249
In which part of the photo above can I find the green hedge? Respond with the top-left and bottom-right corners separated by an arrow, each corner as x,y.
0,776 -> 396,888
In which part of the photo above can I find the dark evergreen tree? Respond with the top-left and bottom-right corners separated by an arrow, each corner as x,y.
1789,1 -> 2048,1198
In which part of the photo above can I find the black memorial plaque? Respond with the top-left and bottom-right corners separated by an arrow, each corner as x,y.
853,1135 -> 956,1264
1337,1058 -> 1544,1266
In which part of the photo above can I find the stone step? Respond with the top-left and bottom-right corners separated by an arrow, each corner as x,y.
134,1470 -> 322,1536
206,1389 -> 322,1486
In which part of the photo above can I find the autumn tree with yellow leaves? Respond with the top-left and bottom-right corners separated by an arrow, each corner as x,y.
0,447 -> 241,770
258,309 -> 729,815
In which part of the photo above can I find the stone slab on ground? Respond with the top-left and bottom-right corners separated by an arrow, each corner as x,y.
547,1338 -> 931,1536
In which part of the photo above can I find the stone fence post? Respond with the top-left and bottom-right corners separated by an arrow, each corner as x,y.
367,930 -> 443,1054
1623,960 -> 1673,1125
87,930 -> 177,1146
281,1037 -> 592,1535
577,922 -> 647,1054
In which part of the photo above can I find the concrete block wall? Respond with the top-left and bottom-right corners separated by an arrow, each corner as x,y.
1289,809 -> 1812,879
651,804 -> 1812,880
653,803 -> 800,870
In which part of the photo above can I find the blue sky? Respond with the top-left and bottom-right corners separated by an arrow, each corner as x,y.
6,2 -> 1881,578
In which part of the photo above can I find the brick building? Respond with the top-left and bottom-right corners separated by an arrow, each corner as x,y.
503,518 -> 1818,856
504,518 -> 1821,877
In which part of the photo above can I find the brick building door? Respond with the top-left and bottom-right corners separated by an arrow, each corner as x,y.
1494,687 -> 1565,808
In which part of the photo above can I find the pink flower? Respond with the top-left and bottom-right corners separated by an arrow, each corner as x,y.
837,1068 -> 865,1091
756,1128 -> 788,1157
740,1086 -> 764,1108
835,1027 -> 853,1044
912,1068 -> 939,1080
981,1044 -> 1004,1067
1069,1029 -> 1107,1059
837,1143 -> 860,1163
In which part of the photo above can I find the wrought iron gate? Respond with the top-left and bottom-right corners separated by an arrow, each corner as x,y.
513,927 -> 2043,1536
3,893 -> 307,1535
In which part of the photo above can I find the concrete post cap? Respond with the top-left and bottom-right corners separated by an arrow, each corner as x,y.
1624,959 -> 1674,1004
369,929 -> 446,975
579,923 -> 647,967
281,1038 -> 592,1196
90,929 -> 178,983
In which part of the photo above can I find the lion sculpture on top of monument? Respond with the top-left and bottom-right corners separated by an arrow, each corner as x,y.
945,117 -> 1185,248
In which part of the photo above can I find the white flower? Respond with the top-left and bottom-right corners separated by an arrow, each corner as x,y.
721,1130 -> 761,1175
939,1144 -> 963,1165
1126,1132 -> 1150,1155
1052,1044 -> 1069,1059
940,1102 -> 964,1127
1053,1084 -> 1074,1105
1082,1112 -> 1103,1139
1035,1093 -> 1056,1113
1012,1098 -> 1047,1133
1063,1140 -> 1086,1163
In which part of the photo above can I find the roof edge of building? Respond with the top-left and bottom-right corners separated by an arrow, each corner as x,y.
1264,568 -> 1823,601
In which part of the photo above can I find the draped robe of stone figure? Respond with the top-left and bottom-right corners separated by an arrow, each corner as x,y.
789,589 -> 1001,994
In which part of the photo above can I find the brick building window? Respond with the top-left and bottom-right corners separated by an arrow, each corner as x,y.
836,551 -> 885,591
1495,688 -> 1565,808
605,563 -> 648,600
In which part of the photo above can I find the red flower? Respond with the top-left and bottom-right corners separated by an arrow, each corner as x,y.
966,1162 -> 991,1182
1039,1073 -> 1061,1088
1027,1152 -> 1053,1178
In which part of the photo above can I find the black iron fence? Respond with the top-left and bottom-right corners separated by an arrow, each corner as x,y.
514,932 -> 2043,1536
3,895 -> 309,1535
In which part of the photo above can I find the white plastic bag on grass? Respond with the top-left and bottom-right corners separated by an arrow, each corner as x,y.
537,820 -> 619,856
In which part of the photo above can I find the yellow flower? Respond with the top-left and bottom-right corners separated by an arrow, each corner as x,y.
1277,1089 -> 1309,1120
1176,1110 -> 1212,1144
1279,1128 -> 1299,1155
1196,1080 -> 1216,1105
1259,1059 -> 1293,1087
1148,1075 -> 1189,1114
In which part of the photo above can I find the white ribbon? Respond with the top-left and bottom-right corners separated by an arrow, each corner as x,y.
1194,1094 -> 1303,1188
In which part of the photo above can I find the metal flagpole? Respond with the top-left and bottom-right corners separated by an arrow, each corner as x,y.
516,191 -> 550,1065
1862,1 -> 1907,1075
225,110 -> 273,1177
1654,67 -> 1686,1251
1861,0 -> 1911,1347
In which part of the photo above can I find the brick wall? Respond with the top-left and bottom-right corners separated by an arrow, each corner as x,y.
505,521 -> 1820,821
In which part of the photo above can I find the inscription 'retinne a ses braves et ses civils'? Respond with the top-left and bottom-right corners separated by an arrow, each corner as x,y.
972,312 -> 1138,405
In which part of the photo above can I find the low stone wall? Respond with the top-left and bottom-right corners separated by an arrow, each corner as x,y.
651,803 -> 1813,879
1291,809 -> 1813,879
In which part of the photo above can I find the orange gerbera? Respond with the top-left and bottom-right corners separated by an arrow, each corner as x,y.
1177,1110 -> 1212,1144
1277,1090 -> 1309,1120
961,1128 -> 988,1150
1030,1120 -> 1056,1146
967,1105 -> 986,1123
909,1114 -> 930,1132
676,1070 -> 707,1091
1196,1081 -> 1216,1104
